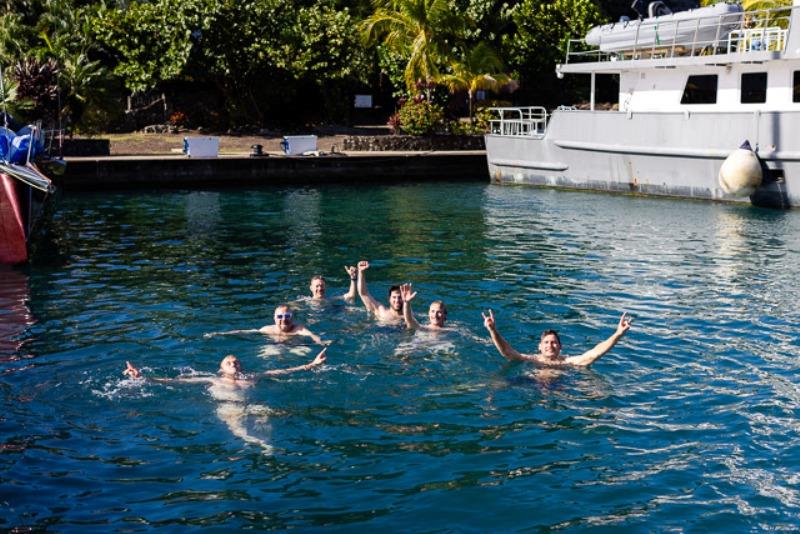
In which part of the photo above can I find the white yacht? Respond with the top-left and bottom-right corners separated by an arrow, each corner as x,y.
485,0 -> 800,208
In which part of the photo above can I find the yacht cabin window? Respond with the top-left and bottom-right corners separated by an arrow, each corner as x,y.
680,75 -> 718,104
794,71 -> 800,103
741,72 -> 767,103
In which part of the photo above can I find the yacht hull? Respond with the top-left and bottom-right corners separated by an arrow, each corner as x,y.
0,173 -> 28,264
0,163 -> 55,264
485,109 -> 798,208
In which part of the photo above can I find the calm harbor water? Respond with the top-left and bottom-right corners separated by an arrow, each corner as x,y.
3,182 -> 800,531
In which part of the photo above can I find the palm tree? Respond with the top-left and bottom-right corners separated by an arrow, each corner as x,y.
360,0 -> 458,96
737,0 -> 792,32
437,42 -> 513,120
58,52 -> 109,130
739,0 -> 790,10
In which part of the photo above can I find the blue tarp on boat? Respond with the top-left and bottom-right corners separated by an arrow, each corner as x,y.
0,125 -> 43,164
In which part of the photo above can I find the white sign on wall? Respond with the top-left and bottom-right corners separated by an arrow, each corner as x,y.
354,94 -> 373,108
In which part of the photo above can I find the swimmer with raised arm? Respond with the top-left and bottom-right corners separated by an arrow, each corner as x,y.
123,348 -> 327,450
205,304 -> 324,344
399,283 -> 449,331
123,349 -> 327,383
309,266 -> 358,302
482,310 -> 632,367
356,260 -> 404,322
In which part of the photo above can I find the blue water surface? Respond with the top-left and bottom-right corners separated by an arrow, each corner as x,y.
2,183 -> 800,531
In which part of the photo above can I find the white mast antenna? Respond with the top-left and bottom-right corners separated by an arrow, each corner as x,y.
0,65 -> 8,130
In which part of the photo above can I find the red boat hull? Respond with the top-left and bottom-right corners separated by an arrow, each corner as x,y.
0,173 -> 28,264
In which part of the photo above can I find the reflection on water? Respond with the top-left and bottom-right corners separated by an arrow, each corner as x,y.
285,188 -> 321,245
185,191 -> 221,238
0,268 -> 34,361
3,184 -> 800,530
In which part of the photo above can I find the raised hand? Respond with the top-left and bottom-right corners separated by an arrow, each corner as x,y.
123,361 -> 141,379
616,312 -> 633,336
400,283 -> 417,303
357,260 -> 370,272
344,265 -> 357,279
481,309 -> 496,331
311,346 -> 328,367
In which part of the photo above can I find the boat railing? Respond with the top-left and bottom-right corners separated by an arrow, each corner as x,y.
565,40 -> 617,63
565,4 -> 793,64
488,107 -> 548,138
727,26 -> 787,53
41,127 -> 64,159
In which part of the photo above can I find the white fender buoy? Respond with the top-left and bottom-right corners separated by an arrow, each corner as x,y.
718,140 -> 763,197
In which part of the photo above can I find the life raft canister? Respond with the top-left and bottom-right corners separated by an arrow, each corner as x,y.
718,140 -> 763,197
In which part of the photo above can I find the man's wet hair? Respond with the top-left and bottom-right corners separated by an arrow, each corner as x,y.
220,354 -> 241,372
389,285 -> 401,297
310,275 -> 324,283
540,329 -> 561,345
430,300 -> 447,314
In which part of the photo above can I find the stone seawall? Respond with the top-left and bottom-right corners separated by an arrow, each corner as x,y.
342,135 -> 485,152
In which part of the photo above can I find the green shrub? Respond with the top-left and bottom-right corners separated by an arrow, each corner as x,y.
397,100 -> 444,136
387,112 -> 401,134
470,106 -> 496,133
447,119 -> 486,135
446,119 -> 467,135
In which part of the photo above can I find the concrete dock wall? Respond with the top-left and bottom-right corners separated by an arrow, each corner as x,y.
59,152 -> 488,190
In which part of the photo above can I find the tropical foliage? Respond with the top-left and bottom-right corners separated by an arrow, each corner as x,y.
12,58 -> 60,122
0,0 -> 629,132
738,0 -> 792,30
0,73 -> 30,120
438,42 -> 513,119
504,0 -> 606,108
736,0 -> 790,9
0,13 -> 30,66
396,98 -> 444,135
360,0 -> 460,94
90,0 -> 198,94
